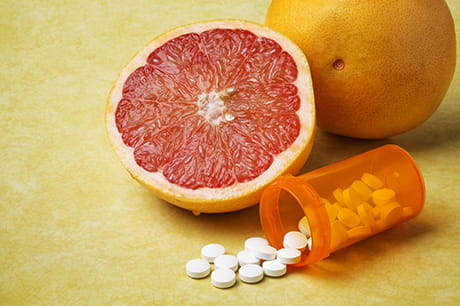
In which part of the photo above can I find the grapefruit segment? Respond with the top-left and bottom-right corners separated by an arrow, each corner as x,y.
106,20 -> 315,213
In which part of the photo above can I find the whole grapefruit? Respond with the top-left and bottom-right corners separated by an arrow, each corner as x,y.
266,0 -> 456,139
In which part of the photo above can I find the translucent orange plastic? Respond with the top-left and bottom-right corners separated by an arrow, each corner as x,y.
259,144 -> 425,266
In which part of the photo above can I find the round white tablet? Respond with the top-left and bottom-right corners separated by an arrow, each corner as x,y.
263,260 -> 287,277
244,237 -> 269,252
186,258 -> 211,279
283,231 -> 308,251
237,250 -> 261,266
239,264 -> 264,284
298,216 -> 312,237
277,248 -> 301,265
251,245 -> 277,261
201,243 -> 226,263
214,254 -> 238,272
211,268 -> 236,289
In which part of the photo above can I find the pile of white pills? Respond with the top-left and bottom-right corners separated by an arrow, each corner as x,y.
186,225 -> 312,289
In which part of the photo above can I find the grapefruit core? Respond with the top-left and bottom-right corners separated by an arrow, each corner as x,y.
105,20 -> 315,214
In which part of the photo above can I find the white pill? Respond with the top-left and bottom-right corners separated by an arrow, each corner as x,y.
239,264 -> 264,284
214,254 -> 238,272
185,258 -> 211,279
201,243 -> 226,263
262,260 -> 287,277
277,248 -> 301,265
237,250 -> 261,266
298,216 -> 312,237
283,231 -> 308,251
211,268 -> 236,289
251,245 -> 277,261
307,237 -> 313,251
244,237 -> 269,252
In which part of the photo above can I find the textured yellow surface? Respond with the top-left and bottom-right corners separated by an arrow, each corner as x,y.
1,0 -> 459,304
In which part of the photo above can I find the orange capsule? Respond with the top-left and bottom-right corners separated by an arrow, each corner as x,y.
337,207 -> 361,228
372,188 -> 396,206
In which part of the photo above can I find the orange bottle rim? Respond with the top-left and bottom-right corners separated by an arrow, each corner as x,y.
259,175 -> 332,266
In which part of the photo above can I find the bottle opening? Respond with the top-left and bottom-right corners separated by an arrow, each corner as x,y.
260,175 -> 332,266
278,190 -> 306,232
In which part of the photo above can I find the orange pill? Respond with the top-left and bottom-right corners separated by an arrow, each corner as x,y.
361,172 -> 384,190
330,221 -> 349,250
321,197 -> 332,206
343,187 -> 361,210
380,202 -> 404,226
372,188 -> 396,206
357,203 -> 376,229
372,205 -> 382,219
347,225 -> 372,240
350,180 -> 372,201
337,207 -> 361,228
333,188 -> 345,205
403,206 -> 414,218
326,202 -> 340,223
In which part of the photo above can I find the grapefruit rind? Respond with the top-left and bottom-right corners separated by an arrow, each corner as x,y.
105,20 -> 315,213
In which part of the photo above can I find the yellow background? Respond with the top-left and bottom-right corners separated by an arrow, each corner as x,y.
1,0 -> 459,304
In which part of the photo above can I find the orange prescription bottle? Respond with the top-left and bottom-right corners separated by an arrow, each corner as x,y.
259,144 -> 425,267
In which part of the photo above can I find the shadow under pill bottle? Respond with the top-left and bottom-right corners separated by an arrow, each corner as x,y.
259,144 -> 425,267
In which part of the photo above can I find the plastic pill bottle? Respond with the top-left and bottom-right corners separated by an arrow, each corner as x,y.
259,144 -> 425,267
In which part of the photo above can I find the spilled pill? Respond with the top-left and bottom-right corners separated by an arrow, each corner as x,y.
237,250 -> 260,266
239,264 -> 264,284
186,259 -> 211,279
263,260 -> 287,277
277,248 -> 301,265
201,243 -> 226,263
283,231 -> 308,251
211,268 -> 236,289
214,254 -> 238,272
252,245 -> 277,261
244,237 -> 268,252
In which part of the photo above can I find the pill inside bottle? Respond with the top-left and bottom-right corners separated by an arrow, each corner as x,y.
259,144 -> 425,267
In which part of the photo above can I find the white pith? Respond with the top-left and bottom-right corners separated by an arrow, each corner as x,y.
196,90 -> 235,125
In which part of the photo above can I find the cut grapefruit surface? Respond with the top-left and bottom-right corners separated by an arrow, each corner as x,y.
106,20 -> 315,213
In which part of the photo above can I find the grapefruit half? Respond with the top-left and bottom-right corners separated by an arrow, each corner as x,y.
105,20 -> 315,213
